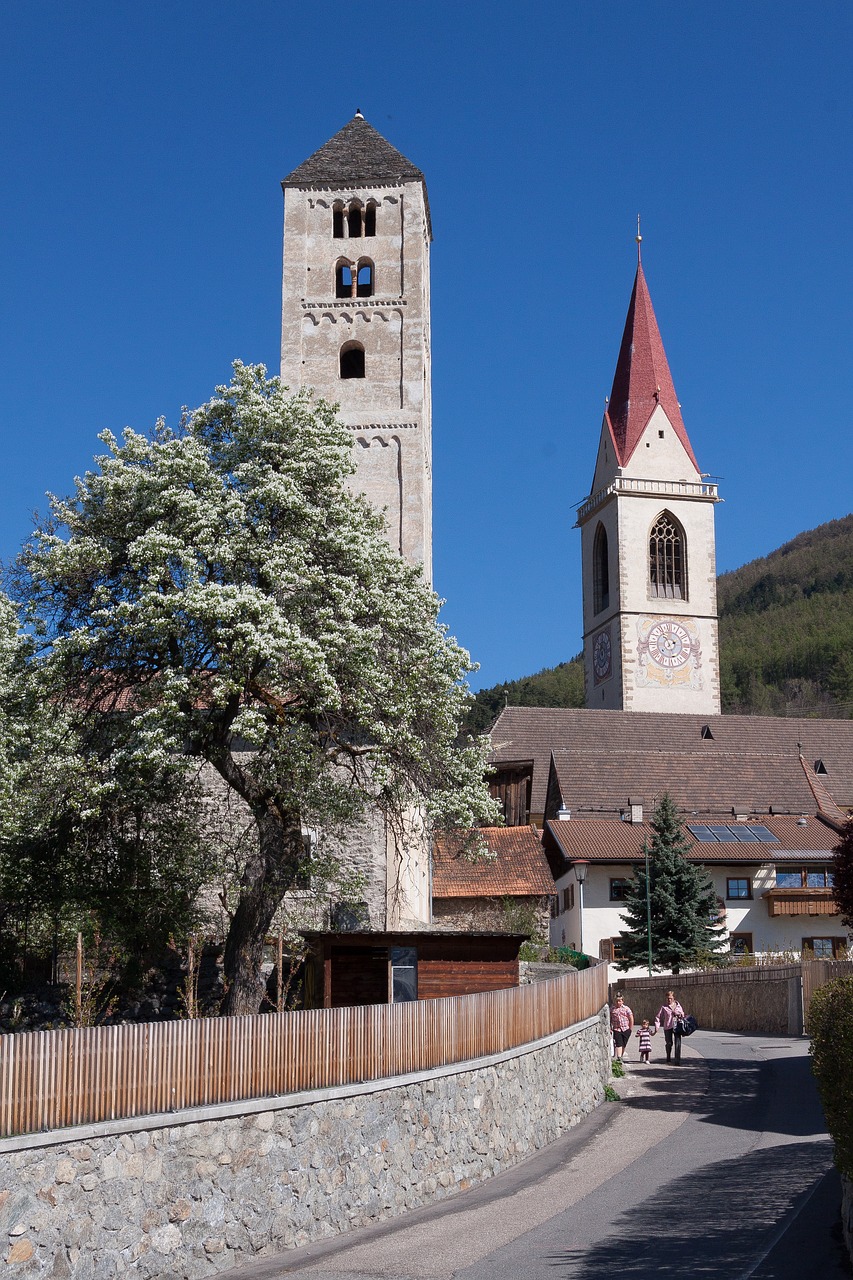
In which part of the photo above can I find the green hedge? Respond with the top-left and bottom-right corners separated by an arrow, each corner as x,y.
809,977 -> 853,1177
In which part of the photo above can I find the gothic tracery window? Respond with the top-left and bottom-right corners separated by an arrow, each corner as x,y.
593,523 -> 610,614
648,511 -> 687,600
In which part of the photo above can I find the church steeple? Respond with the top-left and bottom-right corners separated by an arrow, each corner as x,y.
577,249 -> 722,715
605,262 -> 699,473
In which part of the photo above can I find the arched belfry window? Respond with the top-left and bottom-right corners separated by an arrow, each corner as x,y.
364,202 -> 377,236
356,260 -> 374,298
332,203 -> 345,239
347,202 -> 363,238
340,342 -> 365,380
335,261 -> 354,298
593,523 -> 610,615
649,511 -> 687,600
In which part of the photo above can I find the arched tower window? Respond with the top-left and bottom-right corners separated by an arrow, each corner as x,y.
593,523 -> 610,615
649,511 -> 687,600
335,262 -> 354,298
356,260 -> 374,298
347,202 -> 363,238
364,202 -> 377,236
332,203 -> 345,238
340,342 -> 365,379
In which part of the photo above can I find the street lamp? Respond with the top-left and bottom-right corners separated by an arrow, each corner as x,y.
573,860 -> 590,957
644,842 -> 653,976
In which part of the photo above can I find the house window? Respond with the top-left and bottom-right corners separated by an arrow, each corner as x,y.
593,523 -> 610,614
599,939 -> 614,962
730,932 -> 753,956
776,867 -> 834,888
550,895 -> 559,918
339,343 -> 365,379
726,877 -> 752,900
802,937 -> 847,959
356,261 -> 374,298
609,878 -> 631,902
562,884 -> 575,912
649,511 -> 687,600
390,947 -> 418,1001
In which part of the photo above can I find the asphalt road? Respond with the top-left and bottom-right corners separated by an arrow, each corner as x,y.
229,1032 -> 851,1280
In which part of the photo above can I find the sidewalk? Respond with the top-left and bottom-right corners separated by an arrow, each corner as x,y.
224,1044 -> 709,1279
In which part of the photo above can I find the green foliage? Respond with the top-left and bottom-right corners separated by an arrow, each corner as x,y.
13,364 -> 499,1013
809,977 -> 853,1176
616,793 -> 726,974
832,820 -> 853,930
604,1084 -> 620,1101
466,515 -> 853,725
464,658 -> 584,734
611,1058 -> 625,1078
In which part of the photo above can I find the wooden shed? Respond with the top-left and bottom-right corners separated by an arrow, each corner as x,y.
301,930 -> 527,1009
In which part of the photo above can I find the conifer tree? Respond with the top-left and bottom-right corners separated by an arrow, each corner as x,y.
616,793 -> 726,974
831,820 -> 853,931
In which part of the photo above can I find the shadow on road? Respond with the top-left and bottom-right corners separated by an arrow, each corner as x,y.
623,1051 -> 826,1139
548,1140 -> 833,1279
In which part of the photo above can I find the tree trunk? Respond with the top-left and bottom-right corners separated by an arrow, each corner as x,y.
220,805 -> 302,1017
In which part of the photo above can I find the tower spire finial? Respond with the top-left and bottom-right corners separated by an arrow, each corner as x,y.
636,214 -> 642,263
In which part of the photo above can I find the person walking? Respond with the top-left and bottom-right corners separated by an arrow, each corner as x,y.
655,989 -> 685,1064
610,993 -> 634,1061
635,1019 -> 654,1063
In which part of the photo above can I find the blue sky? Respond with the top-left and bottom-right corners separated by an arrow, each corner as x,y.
1,2 -> 851,690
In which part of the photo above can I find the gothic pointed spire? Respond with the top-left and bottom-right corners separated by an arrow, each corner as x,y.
606,256 -> 699,472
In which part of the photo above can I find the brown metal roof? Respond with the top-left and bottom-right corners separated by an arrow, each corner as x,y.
543,813 -> 838,873
489,707 -> 853,817
432,826 -> 555,898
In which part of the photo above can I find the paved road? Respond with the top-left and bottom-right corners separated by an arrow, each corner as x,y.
230,1032 -> 850,1280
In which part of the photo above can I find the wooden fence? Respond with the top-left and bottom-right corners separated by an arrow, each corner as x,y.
0,963 -> 607,1140
802,958 -> 853,1030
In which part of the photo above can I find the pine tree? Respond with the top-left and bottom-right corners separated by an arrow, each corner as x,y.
831,820 -> 853,930
616,793 -> 726,974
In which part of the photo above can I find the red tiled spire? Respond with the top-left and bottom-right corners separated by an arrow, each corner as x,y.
605,260 -> 700,472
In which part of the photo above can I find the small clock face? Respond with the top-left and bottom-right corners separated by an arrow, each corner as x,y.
647,620 -> 692,668
593,629 -> 612,679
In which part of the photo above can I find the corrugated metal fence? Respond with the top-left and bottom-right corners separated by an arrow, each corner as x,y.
0,963 -> 607,1139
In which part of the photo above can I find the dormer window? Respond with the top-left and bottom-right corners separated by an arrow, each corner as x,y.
649,511 -> 687,600
814,759 -> 828,775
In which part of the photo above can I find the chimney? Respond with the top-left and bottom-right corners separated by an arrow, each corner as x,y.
629,799 -> 643,824
557,804 -> 571,821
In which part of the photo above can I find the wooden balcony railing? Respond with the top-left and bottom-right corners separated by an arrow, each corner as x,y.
762,887 -> 838,917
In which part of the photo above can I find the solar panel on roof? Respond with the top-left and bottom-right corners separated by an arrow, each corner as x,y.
687,825 -> 717,842
751,825 -> 779,842
707,825 -> 739,842
730,826 -> 760,842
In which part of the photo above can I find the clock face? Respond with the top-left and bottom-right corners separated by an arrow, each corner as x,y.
593,628 -> 612,679
647,620 -> 693,669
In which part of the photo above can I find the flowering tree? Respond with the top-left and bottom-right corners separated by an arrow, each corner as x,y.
15,364 -> 497,1014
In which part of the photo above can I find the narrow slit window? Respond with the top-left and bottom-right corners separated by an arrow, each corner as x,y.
364,203 -> 377,236
348,204 -> 363,238
340,343 -> 365,379
593,523 -> 609,614
649,511 -> 687,600
332,205 -> 345,238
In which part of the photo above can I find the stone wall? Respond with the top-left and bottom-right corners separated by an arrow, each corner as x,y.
0,1011 -> 609,1279
612,967 -> 803,1036
432,895 -> 550,941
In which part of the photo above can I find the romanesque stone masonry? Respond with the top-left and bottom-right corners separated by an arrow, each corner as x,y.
0,1012 -> 609,1279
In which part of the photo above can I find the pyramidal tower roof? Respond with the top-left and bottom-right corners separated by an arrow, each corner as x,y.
605,258 -> 699,472
283,113 -> 430,232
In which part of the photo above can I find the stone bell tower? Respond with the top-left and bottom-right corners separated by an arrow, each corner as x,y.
577,245 -> 722,714
281,113 -> 433,580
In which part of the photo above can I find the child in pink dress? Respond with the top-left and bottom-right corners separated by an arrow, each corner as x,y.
635,1019 -> 654,1063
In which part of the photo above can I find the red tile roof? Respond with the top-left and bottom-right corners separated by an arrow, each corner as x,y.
544,813 -> 838,870
606,261 -> 700,472
432,827 -> 555,898
489,707 -> 853,817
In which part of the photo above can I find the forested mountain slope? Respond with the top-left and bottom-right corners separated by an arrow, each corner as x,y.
466,515 -> 853,734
